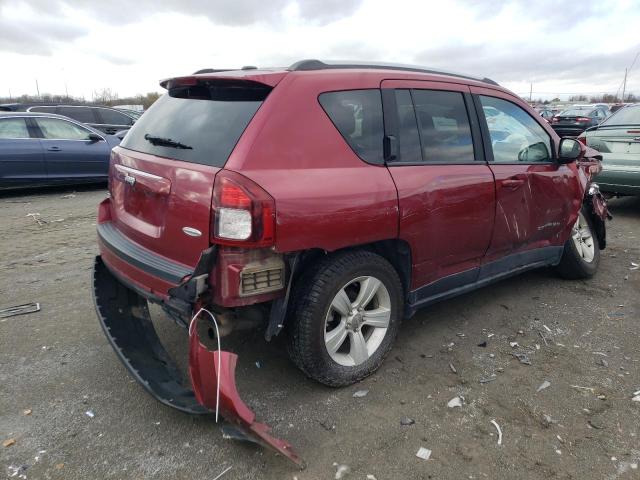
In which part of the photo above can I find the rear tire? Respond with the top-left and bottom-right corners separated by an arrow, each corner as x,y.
287,251 -> 403,387
555,207 -> 600,279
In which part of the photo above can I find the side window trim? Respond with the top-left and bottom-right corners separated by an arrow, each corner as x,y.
382,87 -> 479,166
472,94 -> 496,164
25,117 -> 44,139
463,92 -> 485,164
472,93 -> 557,164
381,88 -> 399,161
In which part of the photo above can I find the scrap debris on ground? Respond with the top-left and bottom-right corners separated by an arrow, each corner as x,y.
0,189 -> 639,479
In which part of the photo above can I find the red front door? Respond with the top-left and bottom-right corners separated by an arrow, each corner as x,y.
471,87 -> 581,264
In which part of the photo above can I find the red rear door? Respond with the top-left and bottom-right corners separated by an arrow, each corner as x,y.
380,80 -> 495,292
107,79 -> 273,268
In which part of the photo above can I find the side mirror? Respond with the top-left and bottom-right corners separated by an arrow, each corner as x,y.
558,138 -> 583,164
87,132 -> 103,143
518,141 -> 550,162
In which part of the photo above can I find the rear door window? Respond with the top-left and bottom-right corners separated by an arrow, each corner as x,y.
58,106 -> 97,123
0,118 -> 30,138
121,82 -> 270,167
319,89 -> 384,164
390,89 -> 475,164
412,90 -> 475,163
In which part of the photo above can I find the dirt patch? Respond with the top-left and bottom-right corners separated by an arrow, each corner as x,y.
1,187 -> 639,479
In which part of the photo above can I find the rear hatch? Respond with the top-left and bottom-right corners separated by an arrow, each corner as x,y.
109,78 -> 273,267
554,109 -> 593,126
587,125 -> 640,187
588,126 -> 640,163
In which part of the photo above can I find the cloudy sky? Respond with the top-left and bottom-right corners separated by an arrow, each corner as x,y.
0,0 -> 639,101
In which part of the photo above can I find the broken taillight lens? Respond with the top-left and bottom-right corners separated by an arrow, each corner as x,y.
212,170 -> 275,247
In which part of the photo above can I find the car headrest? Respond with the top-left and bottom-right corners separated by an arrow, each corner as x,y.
328,103 -> 356,137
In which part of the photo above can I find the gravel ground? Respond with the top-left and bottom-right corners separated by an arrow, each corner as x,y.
1,186 -> 639,480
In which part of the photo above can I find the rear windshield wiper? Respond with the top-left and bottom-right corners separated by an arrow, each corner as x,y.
144,134 -> 192,150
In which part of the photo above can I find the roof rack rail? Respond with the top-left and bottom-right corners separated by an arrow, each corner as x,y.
287,59 -> 499,86
192,68 -> 234,74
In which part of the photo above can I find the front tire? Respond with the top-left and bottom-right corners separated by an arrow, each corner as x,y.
287,251 -> 403,387
555,208 -> 600,279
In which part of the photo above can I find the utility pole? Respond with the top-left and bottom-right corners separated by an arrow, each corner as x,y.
529,82 -> 533,102
35,79 -> 40,98
8,88 -> 11,101
621,68 -> 627,102
65,82 -> 69,99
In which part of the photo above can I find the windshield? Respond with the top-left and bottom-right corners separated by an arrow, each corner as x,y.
559,109 -> 594,116
601,105 -> 640,126
120,81 -> 270,167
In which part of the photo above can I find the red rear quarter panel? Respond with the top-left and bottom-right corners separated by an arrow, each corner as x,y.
226,72 -> 399,252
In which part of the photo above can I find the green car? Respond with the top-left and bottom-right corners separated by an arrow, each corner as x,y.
579,104 -> 640,195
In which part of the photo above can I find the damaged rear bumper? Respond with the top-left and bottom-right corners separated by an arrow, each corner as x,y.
92,256 -> 304,467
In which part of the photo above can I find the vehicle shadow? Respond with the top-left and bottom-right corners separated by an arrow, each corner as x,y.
0,182 -> 107,199
606,195 -> 640,217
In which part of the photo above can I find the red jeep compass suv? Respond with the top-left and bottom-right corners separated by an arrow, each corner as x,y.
93,60 -> 608,409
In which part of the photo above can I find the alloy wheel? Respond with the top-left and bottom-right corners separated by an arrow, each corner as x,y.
571,212 -> 595,263
324,276 -> 391,367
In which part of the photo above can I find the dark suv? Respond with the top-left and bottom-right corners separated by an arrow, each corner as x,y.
93,60 -> 608,408
0,103 -> 137,135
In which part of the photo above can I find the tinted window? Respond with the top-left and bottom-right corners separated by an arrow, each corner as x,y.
0,118 -> 30,139
319,89 -> 384,164
412,90 -> 474,163
35,117 -> 93,140
480,96 -> 552,163
560,108 -> 592,116
58,106 -> 96,123
30,106 -> 56,114
394,90 -> 422,162
602,105 -> 640,126
121,84 -> 269,167
99,108 -> 134,126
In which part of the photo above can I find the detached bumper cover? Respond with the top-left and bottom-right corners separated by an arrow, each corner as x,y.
92,256 -> 304,467
189,318 -> 305,468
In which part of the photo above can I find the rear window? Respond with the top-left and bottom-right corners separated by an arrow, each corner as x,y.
120,81 -> 270,167
319,89 -> 384,164
560,109 -> 594,117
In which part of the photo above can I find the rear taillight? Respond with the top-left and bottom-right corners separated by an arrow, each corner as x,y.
576,117 -> 591,122
108,150 -> 116,196
577,135 -> 587,145
211,170 -> 275,247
